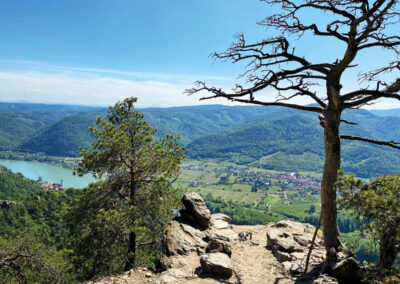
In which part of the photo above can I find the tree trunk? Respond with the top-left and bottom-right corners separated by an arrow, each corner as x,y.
321,109 -> 342,262
125,231 -> 137,271
377,230 -> 397,269
125,164 -> 137,271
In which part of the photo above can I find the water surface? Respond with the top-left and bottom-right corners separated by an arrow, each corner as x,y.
0,159 -> 96,188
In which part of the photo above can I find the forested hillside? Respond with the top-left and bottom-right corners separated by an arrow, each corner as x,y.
0,166 -> 42,200
187,111 -> 400,178
19,113 -> 102,157
1,104 -> 277,155
1,102 -> 400,178
0,103 -> 101,150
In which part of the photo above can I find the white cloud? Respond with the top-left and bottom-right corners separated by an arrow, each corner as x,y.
0,62 -> 235,107
0,60 -> 398,109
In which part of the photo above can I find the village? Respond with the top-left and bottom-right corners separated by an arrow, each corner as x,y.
182,164 -> 321,198
36,178 -> 66,191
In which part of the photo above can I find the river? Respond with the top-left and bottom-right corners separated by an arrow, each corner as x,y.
0,159 -> 97,188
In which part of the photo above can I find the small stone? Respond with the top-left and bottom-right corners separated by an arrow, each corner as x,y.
276,220 -> 304,230
282,261 -> 292,271
211,219 -> 230,230
206,228 -> 236,242
145,272 -> 152,278
154,274 -> 177,284
206,238 -> 233,257
291,252 -> 305,260
272,246 -> 291,262
289,261 -> 303,276
165,268 -> 186,278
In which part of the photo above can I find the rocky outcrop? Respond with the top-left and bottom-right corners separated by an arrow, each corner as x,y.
161,193 -> 237,281
162,221 -> 207,257
91,192 -> 348,284
265,221 -> 326,275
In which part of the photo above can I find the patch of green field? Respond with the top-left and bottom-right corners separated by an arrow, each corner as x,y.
191,186 -> 264,204
268,195 -> 320,221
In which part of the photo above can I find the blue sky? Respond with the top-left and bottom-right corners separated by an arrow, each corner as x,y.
0,0 -> 398,108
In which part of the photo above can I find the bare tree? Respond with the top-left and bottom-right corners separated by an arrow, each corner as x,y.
187,0 -> 400,265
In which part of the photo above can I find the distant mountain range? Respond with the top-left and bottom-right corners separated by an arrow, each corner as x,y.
1,102 -> 400,178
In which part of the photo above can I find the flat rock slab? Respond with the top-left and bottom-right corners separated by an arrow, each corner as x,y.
266,229 -> 303,253
200,253 -> 233,276
206,228 -> 237,242
211,213 -> 232,223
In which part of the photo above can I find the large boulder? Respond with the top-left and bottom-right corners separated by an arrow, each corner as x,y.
182,193 -> 211,228
332,257 -> 359,280
162,221 -> 206,257
200,253 -> 233,276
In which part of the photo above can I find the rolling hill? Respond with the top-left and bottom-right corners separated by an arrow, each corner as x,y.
186,113 -> 400,178
1,102 -> 400,178
17,105 -> 276,156
0,103 -> 102,150
18,114 -> 99,157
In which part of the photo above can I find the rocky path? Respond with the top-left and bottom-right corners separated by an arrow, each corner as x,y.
231,225 -> 292,284
87,193 -> 351,284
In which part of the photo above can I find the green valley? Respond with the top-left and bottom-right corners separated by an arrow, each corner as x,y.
1,102 -> 400,179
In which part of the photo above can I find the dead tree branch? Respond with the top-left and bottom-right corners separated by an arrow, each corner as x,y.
340,135 -> 400,150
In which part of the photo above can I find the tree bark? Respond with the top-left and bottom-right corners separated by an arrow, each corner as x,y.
125,162 -> 137,271
377,230 -> 397,269
125,231 -> 136,271
321,108 -> 342,262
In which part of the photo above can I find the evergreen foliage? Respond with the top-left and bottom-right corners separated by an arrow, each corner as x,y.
0,166 -> 42,200
0,176 -> 75,283
70,97 -> 185,276
336,171 -> 400,277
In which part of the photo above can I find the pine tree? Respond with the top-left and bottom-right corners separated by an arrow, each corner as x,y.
71,97 -> 185,276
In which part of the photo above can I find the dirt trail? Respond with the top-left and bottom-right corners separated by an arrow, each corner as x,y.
88,224 -> 301,284
231,225 -> 292,284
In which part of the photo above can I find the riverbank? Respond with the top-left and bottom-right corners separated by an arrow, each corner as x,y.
0,151 -> 77,169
